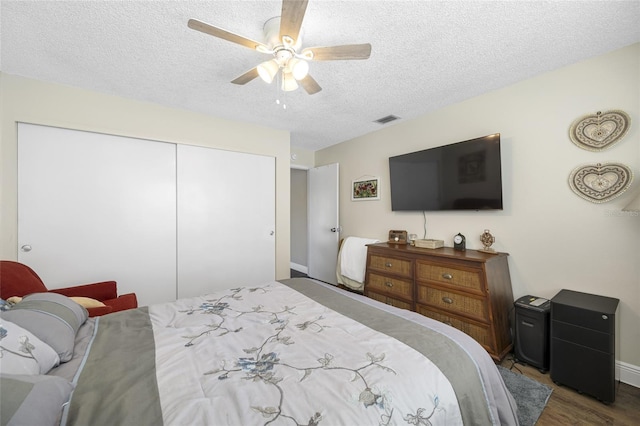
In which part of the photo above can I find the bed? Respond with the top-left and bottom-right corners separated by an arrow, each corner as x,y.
1,278 -> 519,425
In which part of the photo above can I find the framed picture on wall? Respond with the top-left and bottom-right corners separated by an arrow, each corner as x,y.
352,177 -> 380,201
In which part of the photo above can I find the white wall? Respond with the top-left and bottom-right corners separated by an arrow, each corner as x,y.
0,73 -> 291,280
316,43 -> 640,370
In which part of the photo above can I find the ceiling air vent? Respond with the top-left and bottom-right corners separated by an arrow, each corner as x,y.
374,115 -> 400,125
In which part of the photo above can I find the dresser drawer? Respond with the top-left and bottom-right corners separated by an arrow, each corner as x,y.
367,273 -> 413,300
416,285 -> 488,322
417,305 -> 492,349
416,261 -> 483,293
368,255 -> 412,278
368,292 -> 413,311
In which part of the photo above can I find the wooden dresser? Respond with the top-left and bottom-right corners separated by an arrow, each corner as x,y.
364,242 -> 514,361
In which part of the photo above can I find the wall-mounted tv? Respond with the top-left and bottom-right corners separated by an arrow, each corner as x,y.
389,133 -> 503,211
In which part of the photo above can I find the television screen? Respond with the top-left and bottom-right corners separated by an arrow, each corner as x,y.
389,133 -> 503,211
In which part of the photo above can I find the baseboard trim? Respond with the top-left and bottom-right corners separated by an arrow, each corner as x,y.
290,262 -> 308,274
618,360 -> 640,388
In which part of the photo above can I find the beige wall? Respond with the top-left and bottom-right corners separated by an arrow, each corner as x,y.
290,169 -> 308,269
316,44 -> 640,371
0,73 -> 291,279
290,146 -> 315,169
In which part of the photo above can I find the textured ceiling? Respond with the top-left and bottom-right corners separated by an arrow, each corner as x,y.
2,1 -> 639,151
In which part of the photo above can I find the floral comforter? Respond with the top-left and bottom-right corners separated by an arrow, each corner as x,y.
59,278 -> 518,425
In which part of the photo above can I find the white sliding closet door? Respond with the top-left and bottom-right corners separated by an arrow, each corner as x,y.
176,145 -> 275,298
17,123 -> 177,306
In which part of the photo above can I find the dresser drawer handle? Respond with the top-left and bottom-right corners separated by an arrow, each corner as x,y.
385,262 -> 393,268
385,281 -> 394,288
442,296 -> 454,304
442,273 -> 453,280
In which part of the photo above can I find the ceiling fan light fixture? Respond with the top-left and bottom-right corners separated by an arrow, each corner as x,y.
281,71 -> 299,91
257,59 -> 279,84
289,58 -> 309,80
282,35 -> 295,48
256,45 -> 273,54
300,49 -> 314,61
188,0 -> 371,96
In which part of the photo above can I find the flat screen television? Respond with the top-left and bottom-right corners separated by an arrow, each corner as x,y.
389,133 -> 503,211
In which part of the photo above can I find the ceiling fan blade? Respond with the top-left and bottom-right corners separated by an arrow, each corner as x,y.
279,0 -> 308,43
302,43 -> 372,61
231,67 -> 260,85
188,19 -> 269,51
299,74 -> 322,95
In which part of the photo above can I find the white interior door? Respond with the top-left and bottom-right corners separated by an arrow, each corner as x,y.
307,163 -> 339,284
177,145 -> 275,298
17,123 -> 177,306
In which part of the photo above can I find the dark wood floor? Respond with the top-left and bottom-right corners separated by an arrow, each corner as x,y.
499,356 -> 640,425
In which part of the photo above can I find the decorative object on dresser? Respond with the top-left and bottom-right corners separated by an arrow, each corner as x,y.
414,238 -> 444,249
453,233 -> 466,251
568,110 -> 631,151
479,229 -> 497,254
364,243 -> 515,361
550,289 -> 619,404
387,229 -> 408,244
568,162 -> 633,203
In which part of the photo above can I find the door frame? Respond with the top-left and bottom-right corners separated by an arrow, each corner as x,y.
290,165 -> 309,275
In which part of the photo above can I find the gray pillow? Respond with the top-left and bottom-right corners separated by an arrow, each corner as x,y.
0,374 -> 74,426
1,293 -> 88,362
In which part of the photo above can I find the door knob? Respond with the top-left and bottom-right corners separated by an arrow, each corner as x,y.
21,245 -> 32,252
330,226 -> 342,233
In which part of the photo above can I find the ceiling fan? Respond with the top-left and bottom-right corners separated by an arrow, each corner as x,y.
188,0 -> 372,95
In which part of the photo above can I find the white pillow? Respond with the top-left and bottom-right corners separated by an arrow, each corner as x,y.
1,292 -> 88,362
0,319 -> 60,375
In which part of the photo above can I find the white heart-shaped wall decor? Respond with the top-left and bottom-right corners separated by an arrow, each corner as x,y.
569,110 -> 630,151
569,163 -> 633,203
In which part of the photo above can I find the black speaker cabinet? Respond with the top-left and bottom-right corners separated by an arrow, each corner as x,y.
550,289 -> 619,404
514,295 -> 550,372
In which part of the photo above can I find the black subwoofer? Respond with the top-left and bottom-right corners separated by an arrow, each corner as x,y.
514,295 -> 550,372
